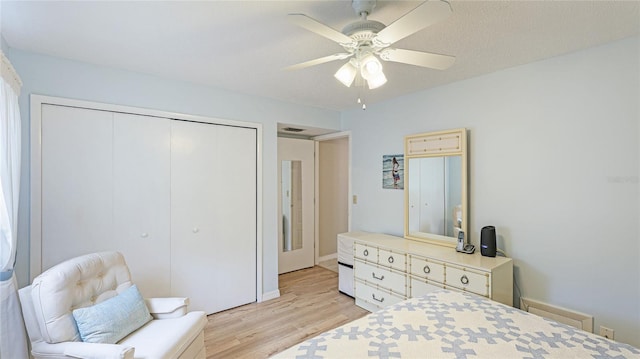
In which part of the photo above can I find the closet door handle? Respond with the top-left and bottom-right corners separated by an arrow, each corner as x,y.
372,272 -> 385,281
363,249 -> 369,257
388,256 -> 394,264
423,265 -> 431,274
460,275 -> 469,285
372,294 -> 384,303
192,227 -> 200,234
141,233 -> 149,238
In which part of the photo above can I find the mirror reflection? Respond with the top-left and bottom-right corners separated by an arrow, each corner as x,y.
407,156 -> 462,239
281,160 -> 303,252
404,128 -> 467,246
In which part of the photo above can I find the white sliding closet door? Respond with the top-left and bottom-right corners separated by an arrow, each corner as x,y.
36,98 -> 259,313
40,106 -> 172,298
214,125 -> 257,310
170,121 -> 257,314
41,105 -> 114,270
420,158 -> 445,235
113,113 -> 171,298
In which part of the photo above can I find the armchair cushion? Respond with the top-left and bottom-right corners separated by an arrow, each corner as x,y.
30,252 -> 133,344
119,311 -> 207,358
73,285 -> 152,344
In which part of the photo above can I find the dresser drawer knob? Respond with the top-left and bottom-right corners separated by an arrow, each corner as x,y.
423,265 -> 431,274
460,275 -> 469,285
372,272 -> 385,281
372,294 -> 385,303
388,256 -> 394,264
363,249 -> 369,257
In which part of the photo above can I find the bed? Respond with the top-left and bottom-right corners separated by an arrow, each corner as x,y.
272,290 -> 640,358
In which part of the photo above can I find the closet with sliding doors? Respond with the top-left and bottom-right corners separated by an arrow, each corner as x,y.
30,96 -> 258,314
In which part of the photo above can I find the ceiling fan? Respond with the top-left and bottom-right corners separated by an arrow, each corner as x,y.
286,0 -> 455,90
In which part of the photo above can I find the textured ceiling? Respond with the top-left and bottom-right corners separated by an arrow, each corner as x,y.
1,1 -> 639,111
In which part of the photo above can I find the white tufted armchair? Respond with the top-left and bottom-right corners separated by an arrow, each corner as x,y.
19,251 -> 207,359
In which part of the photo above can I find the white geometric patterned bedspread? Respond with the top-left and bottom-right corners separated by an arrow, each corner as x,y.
272,290 -> 640,358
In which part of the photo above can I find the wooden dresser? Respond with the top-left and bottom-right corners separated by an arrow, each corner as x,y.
343,231 -> 513,312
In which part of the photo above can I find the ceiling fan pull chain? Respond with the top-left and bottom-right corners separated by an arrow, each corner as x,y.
357,96 -> 366,110
357,86 -> 366,110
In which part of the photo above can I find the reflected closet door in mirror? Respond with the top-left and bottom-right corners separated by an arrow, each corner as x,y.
404,128 -> 468,247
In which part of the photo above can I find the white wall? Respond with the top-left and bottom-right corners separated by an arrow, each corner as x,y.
6,48 -> 341,298
1,35 -> 8,54
343,36 -> 640,347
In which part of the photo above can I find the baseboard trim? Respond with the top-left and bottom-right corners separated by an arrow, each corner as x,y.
261,289 -> 281,302
338,290 -> 354,299
317,253 -> 337,263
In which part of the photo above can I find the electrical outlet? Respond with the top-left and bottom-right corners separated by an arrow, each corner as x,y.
600,326 -> 615,340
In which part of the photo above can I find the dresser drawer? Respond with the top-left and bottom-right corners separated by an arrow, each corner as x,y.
409,256 -> 445,283
378,248 -> 406,271
410,277 -> 445,297
355,260 -> 406,295
445,265 -> 490,297
355,280 -> 405,310
354,242 -> 377,261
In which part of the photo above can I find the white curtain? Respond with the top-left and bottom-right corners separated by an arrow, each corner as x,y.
0,51 -> 28,358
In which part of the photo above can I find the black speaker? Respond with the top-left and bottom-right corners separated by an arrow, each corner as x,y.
480,226 -> 497,257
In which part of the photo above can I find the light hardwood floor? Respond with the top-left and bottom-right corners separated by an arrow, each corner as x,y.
204,266 -> 368,358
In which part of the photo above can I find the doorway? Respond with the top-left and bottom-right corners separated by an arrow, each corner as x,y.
276,125 -> 351,277
278,137 -> 315,274
315,134 -> 350,268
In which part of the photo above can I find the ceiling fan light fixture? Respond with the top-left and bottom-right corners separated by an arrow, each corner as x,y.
359,53 -> 382,80
334,61 -> 357,87
288,0 -> 456,100
358,53 -> 386,89
366,70 -> 387,89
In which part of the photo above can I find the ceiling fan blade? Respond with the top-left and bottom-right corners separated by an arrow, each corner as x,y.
374,1 -> 452,47
379,48 -> 455,70
285,53 -> 352,71
288,14 -> 356,47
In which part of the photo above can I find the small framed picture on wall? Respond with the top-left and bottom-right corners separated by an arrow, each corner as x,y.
382,154 -> 403,190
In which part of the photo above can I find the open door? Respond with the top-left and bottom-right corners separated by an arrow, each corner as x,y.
278,137 -> 315,274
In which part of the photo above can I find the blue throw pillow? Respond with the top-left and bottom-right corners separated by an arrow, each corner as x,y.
72,284 -> 152,344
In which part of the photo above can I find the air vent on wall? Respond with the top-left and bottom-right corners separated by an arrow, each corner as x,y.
283,127 -> 305,133
520,297 -> 593,333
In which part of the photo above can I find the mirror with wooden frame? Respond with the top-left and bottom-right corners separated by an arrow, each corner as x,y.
404,128 -> 468,247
